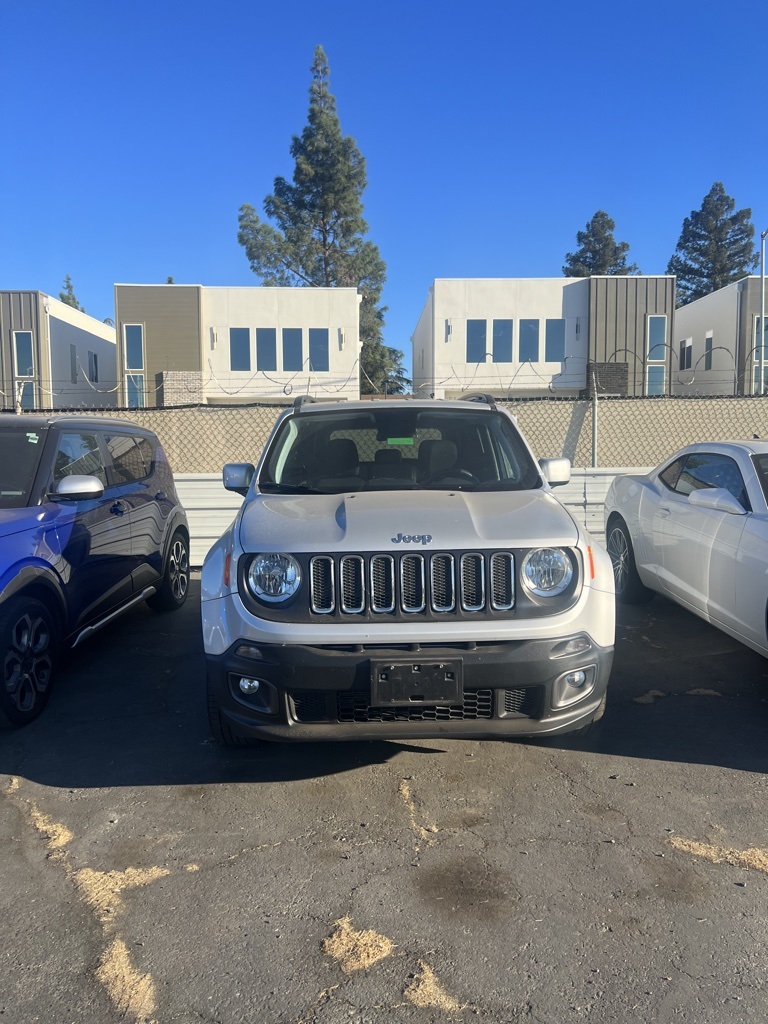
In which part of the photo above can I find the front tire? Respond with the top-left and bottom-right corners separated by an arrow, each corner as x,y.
0,597 -> 59,728
606,518 -> 655,605
147,531 -> 189,611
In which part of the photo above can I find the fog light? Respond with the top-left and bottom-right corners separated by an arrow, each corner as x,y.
565,670 -> 587,687
553,665 -> 596,708
239,677 -> 261,694
231,675 -> 279,715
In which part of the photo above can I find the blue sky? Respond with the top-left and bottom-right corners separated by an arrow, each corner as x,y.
2,0 -> 766,379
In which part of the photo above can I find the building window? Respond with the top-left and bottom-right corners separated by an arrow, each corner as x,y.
519,320 -> 539,362
753,316 -> 768,394
88,351 -> 99,383
309,328 -> 330,372
466,320 -> 487,363
126,375 -> 145,408
492,320 -> 513,363
229,328 -> 251,371
124,324 -> 144,371
680,338 -> 692,371
13,331 -> 35,409
70,344 -> 78,384
545,319 -> 565,362
704,335 -> 713,371
13,331 -> 34,377
124,324 -> 145,408
256,328 -> 277,372
647,315 -> 667,361
283,328 -> 303,372
646,365 -> 666,396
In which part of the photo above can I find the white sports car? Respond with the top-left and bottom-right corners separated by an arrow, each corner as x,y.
604,440 -> 768,657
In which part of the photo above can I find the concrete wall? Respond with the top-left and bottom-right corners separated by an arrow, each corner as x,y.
673,283 -> 740,396
429,278 -> 591,397
200,286 -> 361,403
47,298 -> 117,407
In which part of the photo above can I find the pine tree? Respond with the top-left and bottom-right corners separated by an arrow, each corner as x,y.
667,182 -> 758,305
59,274 -> 85,312
563,211 -> 639,277
238,46 -> 408,394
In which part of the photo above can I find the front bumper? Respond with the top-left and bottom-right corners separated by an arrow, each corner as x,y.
206,633 -> 613,742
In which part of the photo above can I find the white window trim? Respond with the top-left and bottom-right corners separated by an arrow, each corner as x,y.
123,323 -> 145,372
13,330 -> 35,379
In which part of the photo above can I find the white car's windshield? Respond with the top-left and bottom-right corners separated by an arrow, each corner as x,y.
259,407 -> 541,494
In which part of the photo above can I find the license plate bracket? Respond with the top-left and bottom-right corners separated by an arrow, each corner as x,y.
370,660 -> 463,706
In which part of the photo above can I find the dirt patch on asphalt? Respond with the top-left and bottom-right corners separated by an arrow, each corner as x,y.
670,837 -> 768,875
405,961 -> 463,1012
96,938 -> 157,1021
75,865 -> 171,922
323,916 -> 395,973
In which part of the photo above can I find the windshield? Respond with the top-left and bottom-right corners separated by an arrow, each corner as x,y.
0,424 -> 47,509
259,407 -> 541,494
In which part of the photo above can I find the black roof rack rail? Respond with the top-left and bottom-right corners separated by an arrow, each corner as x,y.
293,395 -> 318,412
460,393 -> 497,410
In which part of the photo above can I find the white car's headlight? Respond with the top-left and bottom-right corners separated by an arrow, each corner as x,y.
521,548 -> 573,598
246,553 -> 301,603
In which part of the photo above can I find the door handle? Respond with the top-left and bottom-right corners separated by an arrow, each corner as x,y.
110,501 -> 126,516
659,506 -> 671,518
154,492 -> 166,501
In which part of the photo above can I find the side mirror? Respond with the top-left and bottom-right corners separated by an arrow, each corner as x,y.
688,487 -> 746,515
539,457 -> 571,487
51,475 -> 105,501
223,462 -> 255,496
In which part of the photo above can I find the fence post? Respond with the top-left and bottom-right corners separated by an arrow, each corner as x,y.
591,372 -> 598,468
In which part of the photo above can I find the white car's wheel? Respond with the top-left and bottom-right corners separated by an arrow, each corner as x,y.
606,519 -> 655,605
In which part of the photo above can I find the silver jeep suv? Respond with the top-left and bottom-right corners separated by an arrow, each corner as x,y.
201,395 -> 614,746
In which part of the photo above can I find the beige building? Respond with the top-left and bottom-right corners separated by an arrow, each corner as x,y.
114,284 -> 362,407
412,276 -> 676,399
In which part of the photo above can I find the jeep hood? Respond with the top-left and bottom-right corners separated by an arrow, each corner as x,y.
238,489 -> 579,552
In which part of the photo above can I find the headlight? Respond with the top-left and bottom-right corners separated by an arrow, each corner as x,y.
246,553 -> 301,603
521,548 -> 573,598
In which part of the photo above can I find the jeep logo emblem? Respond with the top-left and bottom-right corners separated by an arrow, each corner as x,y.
391,532 -> 433,545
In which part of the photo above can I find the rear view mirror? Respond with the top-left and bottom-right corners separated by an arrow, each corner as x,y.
223,463 -> 255,496
539,458 -> 571,487
51,474 -> 105,501
688,487 -> 746,515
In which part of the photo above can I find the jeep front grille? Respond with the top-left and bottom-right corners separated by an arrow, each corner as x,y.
309,551 -> 515,616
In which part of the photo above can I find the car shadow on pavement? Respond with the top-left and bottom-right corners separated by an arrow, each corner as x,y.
2,585 -> 766,787
545,596 -> 768,773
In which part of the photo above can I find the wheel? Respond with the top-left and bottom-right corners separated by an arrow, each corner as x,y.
0,596 -> 59,728
606,518 -> 655,605
207,676 -> 262,748
147,530 -> 189,611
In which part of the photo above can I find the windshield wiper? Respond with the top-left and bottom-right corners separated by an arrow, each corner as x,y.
258,482 -> 327,495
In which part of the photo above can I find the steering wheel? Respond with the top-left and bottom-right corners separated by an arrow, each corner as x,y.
425,468 -> 479,484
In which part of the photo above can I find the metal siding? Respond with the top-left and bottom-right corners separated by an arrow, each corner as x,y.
115,286 -> 201,405
0,291 -> 43,410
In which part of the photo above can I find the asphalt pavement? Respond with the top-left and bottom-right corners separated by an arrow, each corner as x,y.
1,576 -> 767,1024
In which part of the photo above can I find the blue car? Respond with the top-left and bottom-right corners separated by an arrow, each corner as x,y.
0,414 -> 189,727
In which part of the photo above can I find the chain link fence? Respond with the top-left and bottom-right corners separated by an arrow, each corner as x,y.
14,394 -> 768,471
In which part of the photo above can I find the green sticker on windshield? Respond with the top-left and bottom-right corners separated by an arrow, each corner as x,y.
387,437 -> 414,446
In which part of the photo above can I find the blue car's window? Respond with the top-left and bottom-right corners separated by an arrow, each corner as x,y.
0,427 -> 47,508
107,434 -> 149,483
52,433 -> 107,488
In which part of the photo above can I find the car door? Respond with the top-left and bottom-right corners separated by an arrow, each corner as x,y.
50,429 -> 134,628
657,452 -> 747,618
104,432 -> 165,590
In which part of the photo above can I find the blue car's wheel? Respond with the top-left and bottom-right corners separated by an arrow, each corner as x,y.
0,596 -> 59,728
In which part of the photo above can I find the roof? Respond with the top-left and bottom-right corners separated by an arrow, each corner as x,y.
0,413 -> 154,433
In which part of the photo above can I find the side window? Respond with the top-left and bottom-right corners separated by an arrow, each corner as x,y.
52,433 -> 107,487
675,453 -> 749,509
659,457 -> 685,491
134,436 -> 155,473
107,434 -> 148,484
